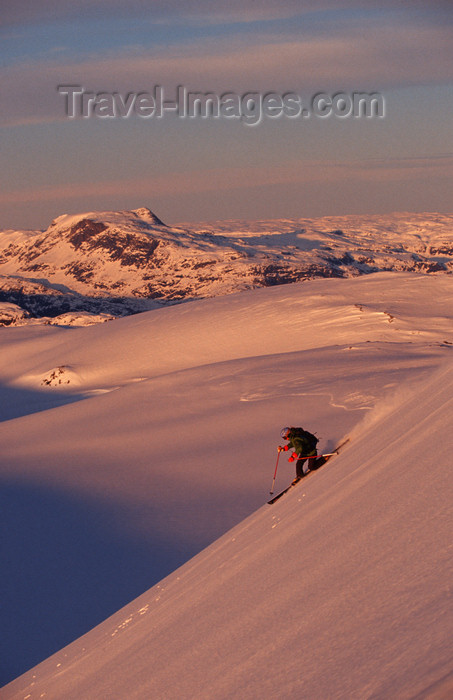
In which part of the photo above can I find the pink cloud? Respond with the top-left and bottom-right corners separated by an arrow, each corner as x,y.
2,1 -> 452,28
1,155 -> 451,208
1,19 -> 452,128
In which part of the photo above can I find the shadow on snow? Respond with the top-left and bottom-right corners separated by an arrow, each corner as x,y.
0,480 -> 193,686
0,383 -> 88,423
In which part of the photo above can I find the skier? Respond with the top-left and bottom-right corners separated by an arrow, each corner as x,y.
278,426 -> 318,483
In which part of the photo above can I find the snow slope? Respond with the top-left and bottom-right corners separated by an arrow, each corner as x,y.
1,272 -> 453,697
6,363 -> 453,700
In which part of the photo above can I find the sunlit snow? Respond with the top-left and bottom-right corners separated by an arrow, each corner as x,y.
1,259 -> 453,698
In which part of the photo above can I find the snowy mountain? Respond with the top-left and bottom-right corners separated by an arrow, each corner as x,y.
0,208 -> 452,324
1,271 -> 453,698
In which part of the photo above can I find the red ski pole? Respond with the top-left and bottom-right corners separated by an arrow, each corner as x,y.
270,450 -> 281,495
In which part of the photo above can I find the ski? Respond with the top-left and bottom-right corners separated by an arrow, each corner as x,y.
267,439 -> 350,504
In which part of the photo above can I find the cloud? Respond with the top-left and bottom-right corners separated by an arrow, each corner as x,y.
1,154 -> 451,208
0,1 -> 338,28
1,17 -> 452,129
357,154 -> 453,171
2,0 -> 452,28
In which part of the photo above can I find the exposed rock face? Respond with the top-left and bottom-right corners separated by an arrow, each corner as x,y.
0,208 -> 452,324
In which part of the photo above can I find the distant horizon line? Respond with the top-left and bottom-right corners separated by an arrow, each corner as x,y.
2,206 -> 453,233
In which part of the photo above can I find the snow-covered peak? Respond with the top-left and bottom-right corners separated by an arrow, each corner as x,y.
0,209 -> 452,324
131,207 -> 166,226
46,207 -> 168,236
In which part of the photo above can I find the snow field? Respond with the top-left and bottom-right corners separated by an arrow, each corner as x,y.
1,271 -> 453,697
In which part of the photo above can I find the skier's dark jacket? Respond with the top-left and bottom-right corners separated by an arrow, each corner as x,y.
286,428 -> 317,457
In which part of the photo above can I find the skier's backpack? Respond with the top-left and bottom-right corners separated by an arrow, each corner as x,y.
290,427 -> 318,451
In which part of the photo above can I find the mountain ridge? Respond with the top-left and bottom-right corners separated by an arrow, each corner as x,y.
0,208 -> 452,325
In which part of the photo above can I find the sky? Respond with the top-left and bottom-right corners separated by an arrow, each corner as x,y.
0,0 -> 452,230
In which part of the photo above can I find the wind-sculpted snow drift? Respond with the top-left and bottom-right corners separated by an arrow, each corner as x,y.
1,272 -> 453,698
0,208 -> 452,324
